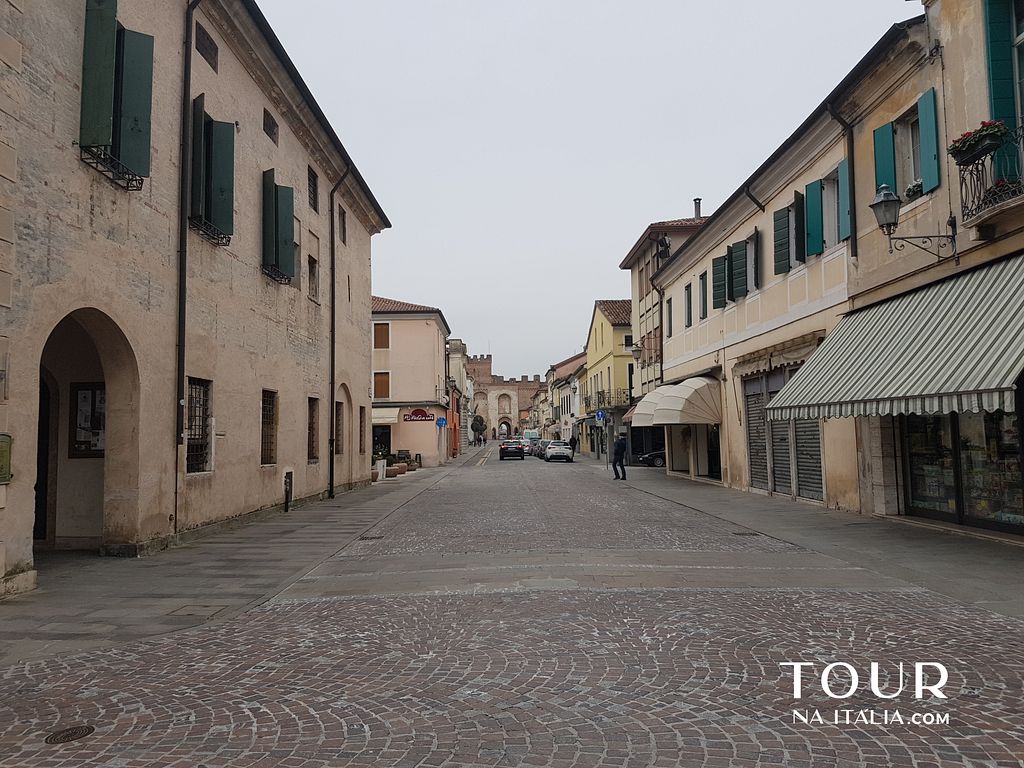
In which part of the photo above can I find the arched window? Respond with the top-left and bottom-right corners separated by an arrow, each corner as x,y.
498,394 -> 512,415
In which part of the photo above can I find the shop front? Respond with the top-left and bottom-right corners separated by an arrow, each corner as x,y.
767,254 -> 1024,534
372,406 -> 449,467
635,376 -> 723,482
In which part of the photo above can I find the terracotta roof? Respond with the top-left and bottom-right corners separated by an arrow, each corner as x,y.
650,217 -> 708,228
550,351 -> 587,377
619,217 -> 708,270
596,299 -> 632,326
372,296 -> 451,334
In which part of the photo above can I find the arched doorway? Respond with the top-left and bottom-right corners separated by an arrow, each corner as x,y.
498,418 -> 512,437
35,309 -> 141,551
335,383 -> 354,488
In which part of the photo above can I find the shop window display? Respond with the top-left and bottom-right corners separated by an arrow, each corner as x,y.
958,411 -> 1023,528
905,415 -> 957,520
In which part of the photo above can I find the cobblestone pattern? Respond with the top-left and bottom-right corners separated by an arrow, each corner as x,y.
344,464 -> 800,557
2,589 -> 1022,767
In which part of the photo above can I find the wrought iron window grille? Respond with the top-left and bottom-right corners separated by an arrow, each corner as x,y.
79,144 -> 145,191
261,264 -> 293,285
188,216 -> 231,246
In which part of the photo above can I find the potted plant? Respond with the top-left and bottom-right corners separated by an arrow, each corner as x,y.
948,120 -> 1010,165
980,177 -> 1024,207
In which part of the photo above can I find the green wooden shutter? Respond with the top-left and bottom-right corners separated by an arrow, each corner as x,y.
804,180 -> 824,257
793,190 -> 806,263
837,158 -> 851,241
276,185 -> 296,278
699,272 -> 707,318
873,122 -> 897,193
773,208 -> 790,275
189,95 -> 206,218
684,283 -> 692,327
731,240 -> 748,298
666,297 -> 673,338
986,0 -> 1018,128
918,89 -> 941,193
724,246 -> 735,302
712,255 -> 728,309
115,29 -> 154,176
262,169 -> 277,268
80,0 -> 118,147
208,120 -> 235,235
751,227 -> 761,289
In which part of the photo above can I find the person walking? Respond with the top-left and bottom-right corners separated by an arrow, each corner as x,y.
568,434 -> 578,456
612,434 -> 627,480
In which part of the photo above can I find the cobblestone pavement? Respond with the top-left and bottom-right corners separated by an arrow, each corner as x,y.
2,451 -> 1024,767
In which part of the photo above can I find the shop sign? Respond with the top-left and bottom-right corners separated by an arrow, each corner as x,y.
403,408 -> 436,423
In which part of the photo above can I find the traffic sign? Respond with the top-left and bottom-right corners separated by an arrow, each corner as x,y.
596,410 -> 606,420
436,417 -> 448,428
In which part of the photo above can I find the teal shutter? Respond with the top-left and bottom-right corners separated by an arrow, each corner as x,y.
837,158 -> 851,241
208,120 -> 234,235
189,95 -> 206,218
712,256 -> 728,309
985,0 -> 1018,128
731,240 -> 748,298
804,180 -> 824,257
80,0 -> 118,147
684,283 -> 692,327
751,227 -> 761,289
918,89 -> 941,193
115,29 -> 154,176
275,185 -> 296,278
773,208 -> 790,275
873,122 -> 897,193
793,190 -> 806,263
262,169 -> 277,268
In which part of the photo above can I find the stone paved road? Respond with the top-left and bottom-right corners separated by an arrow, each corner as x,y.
2,448 -> 1024,767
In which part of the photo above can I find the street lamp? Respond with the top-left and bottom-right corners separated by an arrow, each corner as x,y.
869,183 -> 957,261
631,341 -> 643,362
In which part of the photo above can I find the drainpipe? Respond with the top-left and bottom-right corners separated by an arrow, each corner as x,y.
173,0 -> 204,534
827,103 -> 858,261
327,167 -> 352,498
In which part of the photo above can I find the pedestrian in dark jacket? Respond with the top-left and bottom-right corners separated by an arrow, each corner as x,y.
568,435 -> 578,455
612,435 -> 627,480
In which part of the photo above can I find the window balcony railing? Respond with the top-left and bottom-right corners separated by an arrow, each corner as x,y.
957,125 -> 1024,224
584,389 -> 632,412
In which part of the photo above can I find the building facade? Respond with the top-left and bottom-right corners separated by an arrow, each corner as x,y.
1,0 -> 388,596
548,352 -> 586,442
579,300 -> 634,459
370,297 -> 452,468
464,355 -> 544,439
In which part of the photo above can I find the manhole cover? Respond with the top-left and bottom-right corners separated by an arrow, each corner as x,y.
359,535 -> 384,541
44,726 -> 95,745
731,531 -> 761,536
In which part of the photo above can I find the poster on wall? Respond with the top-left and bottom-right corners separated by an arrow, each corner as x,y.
70,382 -> 105,458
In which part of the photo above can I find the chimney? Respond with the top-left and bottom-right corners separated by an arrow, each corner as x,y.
693,198 -> 702,218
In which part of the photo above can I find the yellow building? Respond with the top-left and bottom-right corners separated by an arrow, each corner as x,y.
580,300 -> 633,459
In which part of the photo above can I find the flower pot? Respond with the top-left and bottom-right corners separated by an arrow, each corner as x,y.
407,463 -> 419,472
395,463 -> 408,475
951,134 -> 1004,166
385,466 -> 400,478
371,469 -> 379,482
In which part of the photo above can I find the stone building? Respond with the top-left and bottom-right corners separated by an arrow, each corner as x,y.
0,0 -> 388,595
464,355 -> 544,438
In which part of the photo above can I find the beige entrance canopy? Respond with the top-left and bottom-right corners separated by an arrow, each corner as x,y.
630,389 -> 666,427
767,254 -> 1024,421
371,407 -> 401,425
652,377 -> 722,425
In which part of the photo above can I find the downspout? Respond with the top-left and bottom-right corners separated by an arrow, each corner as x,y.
827,103 -> 858,261
173,0 -> 203,534
327,167 -> 352,498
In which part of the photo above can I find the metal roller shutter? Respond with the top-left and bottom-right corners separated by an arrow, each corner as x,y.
745,391 -> 769,490
770,420 -> 792,495
794,419 -> 823,500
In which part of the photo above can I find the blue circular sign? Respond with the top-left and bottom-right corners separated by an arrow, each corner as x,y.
436,417 -> 448,427
596,410 -> 606,420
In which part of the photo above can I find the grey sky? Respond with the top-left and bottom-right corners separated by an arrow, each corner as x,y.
259,1 -> 919,377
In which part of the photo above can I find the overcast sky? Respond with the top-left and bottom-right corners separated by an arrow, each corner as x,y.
259,1 -> 919,377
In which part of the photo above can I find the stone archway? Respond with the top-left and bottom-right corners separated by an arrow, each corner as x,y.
36,309 -> 141,551
498,418 -> 512,437
336,382 -> 355,488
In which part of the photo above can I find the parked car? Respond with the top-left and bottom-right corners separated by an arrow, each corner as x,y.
636,449 -> 666,467
536,439 -> 551,458
523,440 -> 534,456
544,440 -> 574,463
499,440 -> 525,460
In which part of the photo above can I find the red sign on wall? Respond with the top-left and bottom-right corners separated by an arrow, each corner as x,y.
403,408 -> 435,423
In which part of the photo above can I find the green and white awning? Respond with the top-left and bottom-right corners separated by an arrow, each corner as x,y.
767,254 -> 1024,421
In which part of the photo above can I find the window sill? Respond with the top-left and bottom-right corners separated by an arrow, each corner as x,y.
185,469 -> 214,477
260,463 -> 277,469
308,459 -> 320,465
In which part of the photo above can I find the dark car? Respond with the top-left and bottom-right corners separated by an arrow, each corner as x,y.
499,440 -> 525,460
637,449 -> 666,467
535,439 -> 551,458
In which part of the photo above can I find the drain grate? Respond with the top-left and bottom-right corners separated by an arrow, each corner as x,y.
731,531 -> 761,536
45,726 -> 95,745
359,535 -> 384,541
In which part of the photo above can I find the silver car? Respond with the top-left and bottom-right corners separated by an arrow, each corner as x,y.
544,440 -> 573,463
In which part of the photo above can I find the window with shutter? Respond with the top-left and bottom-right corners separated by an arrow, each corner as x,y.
712,256 -> 728,309
986,0 -> 1018,129
873,122 -> 897,193
749,228 -> 761,289
684,283 -> 692,328
773,208 -> 790,275
373,372 -> 391,400
805,180 -> 824,257
699,272 -> 708,319
792,190 -> 806,264
837,158 -> 852,241
79,0 -> 153,188
189,94 -> 235,245
918,89 -> 941,193
730,240 -> 748,298
373,322 -> 390,349
261,168 -> 296,281
665,298 -> 673,338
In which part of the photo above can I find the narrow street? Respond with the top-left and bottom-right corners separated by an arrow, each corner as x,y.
2,451 -> 1023,767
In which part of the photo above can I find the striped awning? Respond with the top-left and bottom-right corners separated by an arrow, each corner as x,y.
767,254 -> 1024,421
630,389 -> 666,427
653,377 -> 722,425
